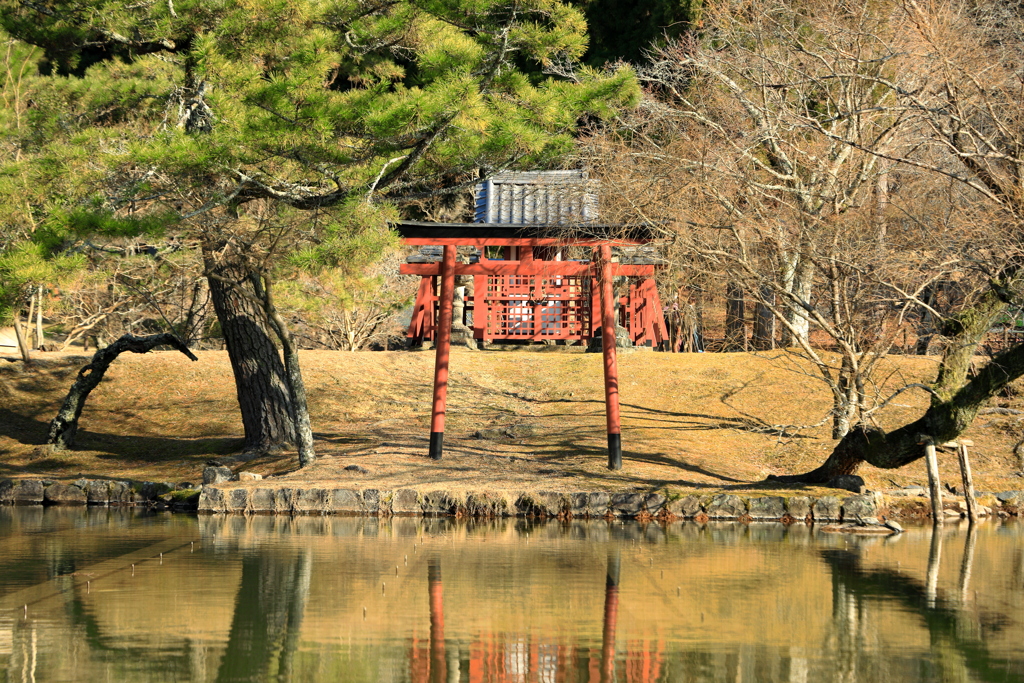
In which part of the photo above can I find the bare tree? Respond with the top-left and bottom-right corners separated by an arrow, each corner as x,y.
584,0 -> 975,439
772,0 -> 1024,480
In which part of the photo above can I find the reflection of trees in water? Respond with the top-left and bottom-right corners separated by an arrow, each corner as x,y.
216,548 -> 312,683
819,528 -> 1024,683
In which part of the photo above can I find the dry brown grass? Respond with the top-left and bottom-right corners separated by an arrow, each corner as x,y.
2,347 -> 1022,494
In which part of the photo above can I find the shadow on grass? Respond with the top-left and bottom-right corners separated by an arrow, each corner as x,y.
0,407 -> 242,472
541,398 -> 817,439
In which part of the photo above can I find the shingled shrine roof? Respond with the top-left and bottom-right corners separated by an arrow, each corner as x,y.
474,170 -> 598,225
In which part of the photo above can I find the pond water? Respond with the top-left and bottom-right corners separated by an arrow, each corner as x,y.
0,508 -> 1022,683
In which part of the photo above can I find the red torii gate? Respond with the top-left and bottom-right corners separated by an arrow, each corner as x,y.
394,220 -> 666,470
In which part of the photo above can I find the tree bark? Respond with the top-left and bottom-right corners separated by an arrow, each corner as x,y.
752,286 -> 776,350
773,274 -> 1020,483
724,282 -> 746,351
254,273 -> 316,468
205,255 -> 297,453
773,332 -> 1024,483
782,253 -> 813,347
11,309 -> 31,363
47,333 -> 198,449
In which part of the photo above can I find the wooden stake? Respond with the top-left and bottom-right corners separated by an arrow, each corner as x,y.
429,245 -> 457,460
956,440 -> 978,524
921,436 -> 943,526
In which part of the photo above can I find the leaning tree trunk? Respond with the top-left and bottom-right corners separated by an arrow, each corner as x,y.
206,257 -> 298,453
48,333 -> 198,449
773,285 -> 1017,483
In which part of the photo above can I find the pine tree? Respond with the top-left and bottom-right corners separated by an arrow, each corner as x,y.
0,0 -> 639,461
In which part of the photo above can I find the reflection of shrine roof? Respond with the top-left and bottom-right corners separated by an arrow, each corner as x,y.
392,220 -> 658,242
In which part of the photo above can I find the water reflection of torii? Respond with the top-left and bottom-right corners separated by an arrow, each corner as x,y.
418,551 -> 631,683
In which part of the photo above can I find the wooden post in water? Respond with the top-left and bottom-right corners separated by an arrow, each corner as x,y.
926,524 -> 943,609
429,245 -> 457,460
920,435 -> 943,525
956,439 -> 978,524
598,245 -> 622,470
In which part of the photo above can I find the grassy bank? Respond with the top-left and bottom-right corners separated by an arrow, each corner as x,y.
2,348 -> 1022,496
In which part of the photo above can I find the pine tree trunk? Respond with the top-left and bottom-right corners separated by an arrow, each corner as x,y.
257,274 -> 316,468
205,258 -> 297,453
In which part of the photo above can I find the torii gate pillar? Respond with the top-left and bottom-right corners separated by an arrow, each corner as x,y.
428,245 -> 457,460
599,244 -> 623,470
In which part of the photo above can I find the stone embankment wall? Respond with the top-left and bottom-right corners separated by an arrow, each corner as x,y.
197,486 -> 1023,521
4,478 -> 1022,521
0,479 -> 199,510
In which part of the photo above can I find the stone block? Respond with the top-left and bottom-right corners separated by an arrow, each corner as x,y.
85,481 -> 110,505
466,492 -> 509,517
610,492 -> 645,517
587,492 -> 612,517
203,467 -> 234,485
238,472 -> 263,482
0,479 -> 14,504
568,492 -> 590,517
391,489 -> 421,515
5,480 -> 44,504
226,488 -> 249,512
292,488 -> 328,514
198,487 -> 226,512
330,488 -> 363,514
995,490 -> 1023,504
706,494 -> 746,519
841,494 -> 878,520
273,488 -> 296,511
666,495 -> 703,518
748,496 -> 786,520
422,491 -> 457,516
828,474 -> 866,494
362,489 -> 381,514
785,496 -> 812,520
516,491 -> 564,517
813,496 -> 842,522
643,493 -> 667,515
248,488 -> 276,512
139,482 -> 173,500
44,483 -> 87,505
